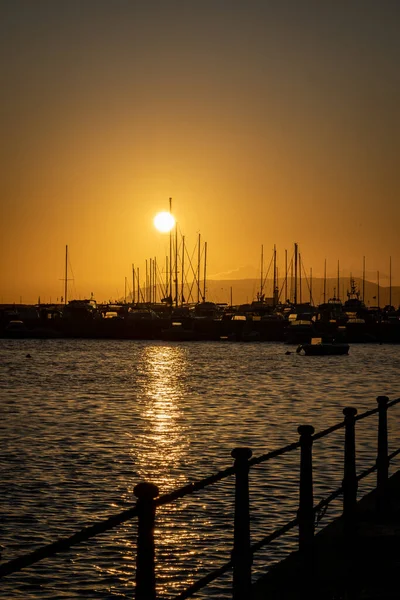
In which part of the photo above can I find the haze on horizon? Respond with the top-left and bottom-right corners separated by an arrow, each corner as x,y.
1,1 -> 399,304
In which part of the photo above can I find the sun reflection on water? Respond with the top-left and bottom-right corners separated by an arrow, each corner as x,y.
131,345 -> 190,493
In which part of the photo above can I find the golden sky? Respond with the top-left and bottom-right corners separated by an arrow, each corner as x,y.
1,1 -> 399,303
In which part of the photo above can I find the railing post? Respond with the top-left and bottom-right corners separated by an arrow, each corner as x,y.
376,395 -> 389,514
231,447 -> 253,600
297,425 -> 315,554
342,407 -> 358,535
134,481 -> 159,600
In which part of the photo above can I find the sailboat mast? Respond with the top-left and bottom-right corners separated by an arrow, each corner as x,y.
175,224 -> 178,307
260,244 -> 264,299
64,244 -> 68,305
362,256 -> 366,302
132,264 -> 135,304
273,244 -> 277,306
323,259 -> 326,303
299,252 -> 302,304
203,241 -> 207,302
181,235 -> 185,306
145,259 -> 148,303
337,260 -> 340,301
169,197 -> 172,301
154,257 -> 157,304
197,233 -> 201,303
285,249 -> 288,303
377,270 -> 380,308
389,256 -> 392,307
294,242 -> 298,305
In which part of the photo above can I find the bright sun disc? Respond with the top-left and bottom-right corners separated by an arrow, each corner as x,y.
154,211 -> 175,233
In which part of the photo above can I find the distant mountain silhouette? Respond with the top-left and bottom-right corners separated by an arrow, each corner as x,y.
204,276 -> 400,307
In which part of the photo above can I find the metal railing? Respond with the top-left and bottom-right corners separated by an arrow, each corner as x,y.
1,395 -> 399,600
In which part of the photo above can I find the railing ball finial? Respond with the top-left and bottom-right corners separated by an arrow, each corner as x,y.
343,406 -> 358,418
298,424 -> 315,437
134,482 -> 159,501
231,447 -> 253,460
377,395 -> 389,408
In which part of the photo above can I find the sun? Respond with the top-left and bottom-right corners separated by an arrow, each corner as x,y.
154,211 -> 175,233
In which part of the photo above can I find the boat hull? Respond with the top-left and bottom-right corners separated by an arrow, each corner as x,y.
299,343 -> 349,356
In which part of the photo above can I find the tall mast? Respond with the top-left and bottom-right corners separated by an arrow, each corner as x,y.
285,249 -> 288,303
150,258 -> 153,303
294,242 -> 298,305
273,244 -> 277,306
181,235 -> 185,306
197,233 -> 201,303
132,264 -> 135,304
154,257 -> 157,303
175,223 -> 178,307
362,256 -> 365,302
145,259 -> 148,303
377,270 -> 380,308
323,259 -> 326,303
64,244 -> 68,305
203,241 -> 207,302
337,260 -> 340,301
165,256 -> 168,301
299,252 -> 302,304
310,267 -> 312,305
169,197 -> 172,301
290,254 -> 294,304
260,244 -> 264,299
389,256 -> 392,307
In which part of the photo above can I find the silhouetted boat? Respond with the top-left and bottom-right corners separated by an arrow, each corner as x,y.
296,337 -> 350,356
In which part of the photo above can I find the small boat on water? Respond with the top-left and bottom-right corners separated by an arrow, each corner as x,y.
296,337 -> 350,356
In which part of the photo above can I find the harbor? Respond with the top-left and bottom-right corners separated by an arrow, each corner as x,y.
2,293 -> 400,343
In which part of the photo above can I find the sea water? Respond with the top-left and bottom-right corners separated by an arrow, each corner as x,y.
1,339 -> 400,598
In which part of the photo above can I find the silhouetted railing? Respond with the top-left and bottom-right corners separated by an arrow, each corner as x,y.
1,395 -> 399,600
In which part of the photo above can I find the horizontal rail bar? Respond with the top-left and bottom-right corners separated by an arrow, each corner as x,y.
249,441 -> 300,467
0,503 -> 139,578
356,463 -> 377,483
251,516 -> 299,554
388,447 -> 400,461
313,486 -> 343,513
355,406 -> 379,422
156,466 -> 236,507
172,559 -> 233,600
388,397 -> 400,408
313,420 -> 345,441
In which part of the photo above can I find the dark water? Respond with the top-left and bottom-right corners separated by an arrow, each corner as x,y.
1,339 -> 399,598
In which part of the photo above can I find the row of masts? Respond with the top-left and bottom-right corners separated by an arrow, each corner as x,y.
62,226 -> 393,308
259,242 -> 394,308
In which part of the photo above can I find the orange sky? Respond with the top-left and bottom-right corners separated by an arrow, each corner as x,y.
1,1 -> 399,304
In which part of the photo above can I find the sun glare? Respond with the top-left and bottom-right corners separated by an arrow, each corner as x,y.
154,211 -> 175,233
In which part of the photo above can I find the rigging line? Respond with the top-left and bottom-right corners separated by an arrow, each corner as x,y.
261,252 -> 274,293
300,257 -> 313,302
279,256 -> 293,300
155,260 -> 168,298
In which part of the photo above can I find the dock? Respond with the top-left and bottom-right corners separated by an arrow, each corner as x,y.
253,470 -> 400,600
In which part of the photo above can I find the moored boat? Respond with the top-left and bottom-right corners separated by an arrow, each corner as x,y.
296,337 -> 350,356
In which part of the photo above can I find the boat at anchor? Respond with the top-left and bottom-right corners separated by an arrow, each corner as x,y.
296,337 -> 350,356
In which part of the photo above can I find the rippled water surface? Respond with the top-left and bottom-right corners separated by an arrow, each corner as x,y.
1,339 -> 400,598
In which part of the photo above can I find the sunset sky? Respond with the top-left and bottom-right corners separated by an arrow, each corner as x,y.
1,1 -> 399,303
